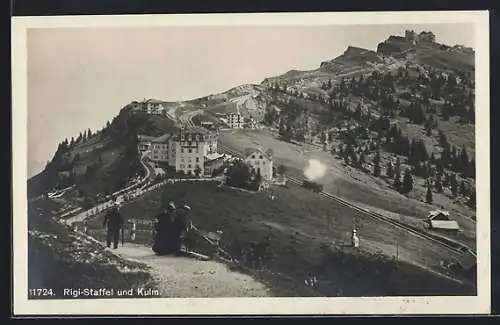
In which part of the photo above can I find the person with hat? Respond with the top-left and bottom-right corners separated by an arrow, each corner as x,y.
152,201 -> 181,255
103,200 -> 124,249
176,204 -> 195,251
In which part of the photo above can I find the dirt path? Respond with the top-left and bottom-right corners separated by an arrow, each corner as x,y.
111,243 -> 272,297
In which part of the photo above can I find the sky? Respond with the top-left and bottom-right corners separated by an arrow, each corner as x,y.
27,23 -> 474,178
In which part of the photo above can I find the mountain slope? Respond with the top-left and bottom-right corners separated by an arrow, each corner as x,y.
28,30 -> 476,220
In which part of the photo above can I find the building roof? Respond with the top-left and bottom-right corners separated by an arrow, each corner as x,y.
206,152 -> 224,161
151,133 -> 172,143
180,126 -> 211,135
428,210 -> 451,221
244,147 -> 273,160
172,126 -> 213,141
429,220 -> 460,230
137,134 -> 157,142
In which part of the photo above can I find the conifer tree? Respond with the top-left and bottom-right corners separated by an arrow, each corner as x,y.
394,157 -> 401,176
402,169 -> 414,194
386,161 -> 394,178
435,174 -> 443,193
359,152 -> 366,168
450,173 -> 458,197
467,188 -> 476,209
426,184 -> 433,203
459,180 -> 467,197
373,150 -> 381,176
394,170 -> 402,192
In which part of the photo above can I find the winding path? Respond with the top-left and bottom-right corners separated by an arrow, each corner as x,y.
112,243 -> 271,297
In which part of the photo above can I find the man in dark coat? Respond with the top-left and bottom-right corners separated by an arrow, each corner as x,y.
103,201 -> 124,249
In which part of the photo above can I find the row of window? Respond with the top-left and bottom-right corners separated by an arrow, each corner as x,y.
179,164 -> 201,170
180,157 -> 200,163
180,148 -> 199,154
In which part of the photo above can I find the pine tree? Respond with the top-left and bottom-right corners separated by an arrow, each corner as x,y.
450,173 -> 458,197
443,172 -> 450,187
394,157 -> 401,176
394,172 -> 401,192
467,188 -> 476,209
426,184 -> 433,203
459,145 -> 469,174
359,152 -> 366,168
430,152 -> 436,164
468,158 -> 476,179
402,169 -> 414,194
459,180 -> 467,197
373,150 -> 381,176
344,151 -> 349,165
435,174 -> 443,193
351,152 -> 358,166
386,162 -> 394,178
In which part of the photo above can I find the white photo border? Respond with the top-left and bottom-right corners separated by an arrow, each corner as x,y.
12,10 -> 491,315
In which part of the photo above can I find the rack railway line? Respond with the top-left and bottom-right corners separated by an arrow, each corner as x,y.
217,142 -> 476,259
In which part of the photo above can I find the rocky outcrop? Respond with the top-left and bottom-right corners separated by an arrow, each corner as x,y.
376,36 -> 415,57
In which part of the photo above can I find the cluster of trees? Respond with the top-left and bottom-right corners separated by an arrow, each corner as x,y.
277,100 -> 309,142
263,106 -> 280,126
71,129 -> 94,146
225,160 -> 263,191
383,125 -> 475,179
337,123 -> 475,208
267,62 -> 476,138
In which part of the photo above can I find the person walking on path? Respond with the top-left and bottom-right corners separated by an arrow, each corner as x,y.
103,201 -> 124,249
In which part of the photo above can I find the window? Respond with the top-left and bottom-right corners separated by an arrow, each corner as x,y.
180,148 -> 184,153
252,155 -> 255,159
188,164 -> 192,168
259,155 -> 263,159
180,164 -> 185,169
196,157 -> 199,162
188,149 -> 192,153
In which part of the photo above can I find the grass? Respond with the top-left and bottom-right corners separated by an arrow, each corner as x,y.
27,201 -> 159,299
218,128 -> 476,245
85,181 -> 475,296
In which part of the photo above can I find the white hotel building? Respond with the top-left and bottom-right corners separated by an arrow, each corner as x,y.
149,127 -> 219,176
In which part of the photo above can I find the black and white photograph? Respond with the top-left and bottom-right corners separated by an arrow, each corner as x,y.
12,11 -> 490,315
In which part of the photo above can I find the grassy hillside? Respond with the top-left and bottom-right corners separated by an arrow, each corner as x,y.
28,104 -> 177,202
84,181 -> 475,296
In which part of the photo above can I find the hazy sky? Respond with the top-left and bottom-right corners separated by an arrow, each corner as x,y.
27,23 -> 473,177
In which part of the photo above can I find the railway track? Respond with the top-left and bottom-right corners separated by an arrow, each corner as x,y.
217,143 -> 476,258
